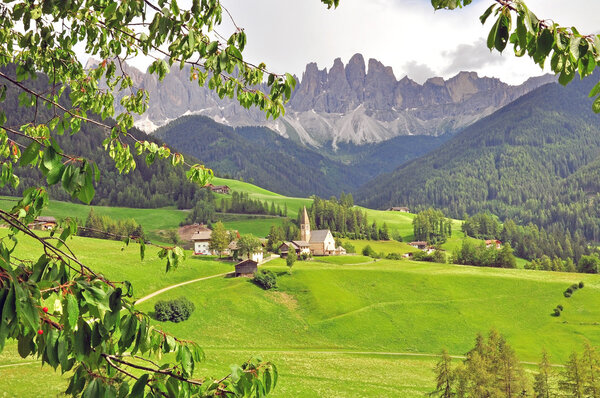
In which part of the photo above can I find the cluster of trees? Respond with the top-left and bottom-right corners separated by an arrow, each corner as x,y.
434,332 -> 600,398
265,220 -> 300,252
303,195 -> 370,239
452,241 -> 517,269
217,191 -> 286,217
461,213 -> 594,272
301,195 -> 399,241
527,255 -> 600,274
461,213 -> 500,240
78,209 -> 144,240
413,209 -> 452,244
432,330 -> 528,397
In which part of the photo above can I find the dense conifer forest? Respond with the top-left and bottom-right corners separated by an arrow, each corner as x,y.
356,75 -> 600,242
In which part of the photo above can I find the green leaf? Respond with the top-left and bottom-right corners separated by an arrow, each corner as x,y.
63,294 -> 79,331
83,378 -> 101,398
17,335 -> 34,358
479,4 -> 495,25
593,96 -> 600,113
20,142 -> 40,166
130,374 -> 149,398
570,36 -> 582,59
103,2 -> 118,19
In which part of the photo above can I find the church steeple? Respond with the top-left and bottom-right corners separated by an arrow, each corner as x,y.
300,206 -> 311,242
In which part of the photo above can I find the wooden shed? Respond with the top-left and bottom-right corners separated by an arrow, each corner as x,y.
235,259 -> 258,277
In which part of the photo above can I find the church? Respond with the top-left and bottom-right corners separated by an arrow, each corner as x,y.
300,206 -> 336,256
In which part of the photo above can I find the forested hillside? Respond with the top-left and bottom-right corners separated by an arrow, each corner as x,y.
356,75 -> 600,241
0,67 -> 203,208
155,115 -> 447,197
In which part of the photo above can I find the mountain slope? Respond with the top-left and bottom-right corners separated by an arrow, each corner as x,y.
355,76 -> 600,241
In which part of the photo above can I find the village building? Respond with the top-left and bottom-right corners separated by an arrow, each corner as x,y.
234,259 -> 258,277
409,241 -> 428,250
387,207 -> 410,213
28,216 -> 57,230
206,184 -> 231,194
228,240 -> 264,263
485,240 -> 502,249
278,240 -> 311,257
300,207 -> 336,256
191,225 -> 213,255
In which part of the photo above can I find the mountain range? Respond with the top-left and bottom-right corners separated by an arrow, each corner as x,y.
96,55 -> 555,147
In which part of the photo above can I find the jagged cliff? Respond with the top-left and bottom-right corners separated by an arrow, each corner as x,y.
96,54 -> 555,146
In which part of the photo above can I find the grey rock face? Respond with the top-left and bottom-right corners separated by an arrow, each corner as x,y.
111,54 -> 555,146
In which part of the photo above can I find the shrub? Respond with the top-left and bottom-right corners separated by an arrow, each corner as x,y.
552,308 -> 561,317
362,245 -> 377,258
300,253 -> 310,261
564,291 -> 572,298
342,242 -> 356,254
386,253 -> 403,260
154,297 -> 195,323
253,269 -> 277,290
557,305 -> 564,311
571,283 -> 579,291
579,281 -> 585,288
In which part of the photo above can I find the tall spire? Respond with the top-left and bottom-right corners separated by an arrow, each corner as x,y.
301,206 -> 311,242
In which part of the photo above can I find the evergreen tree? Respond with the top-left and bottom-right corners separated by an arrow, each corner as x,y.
560,352 -> 585,398
432,349 -> 455,398
533,350 -> 553,398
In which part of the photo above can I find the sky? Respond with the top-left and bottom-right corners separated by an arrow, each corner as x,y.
191,0 -> 600,85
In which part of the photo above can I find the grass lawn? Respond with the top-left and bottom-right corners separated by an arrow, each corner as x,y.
344,239 -> 418,256
1,232 -> 599,396
212,177 -> 312,218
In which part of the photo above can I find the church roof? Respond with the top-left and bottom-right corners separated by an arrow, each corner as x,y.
309,230 -> 331,243
301,206 -> 310,226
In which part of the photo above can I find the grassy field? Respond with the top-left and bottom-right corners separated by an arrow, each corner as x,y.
1,229 -> 598,396
212,177 -> 312,218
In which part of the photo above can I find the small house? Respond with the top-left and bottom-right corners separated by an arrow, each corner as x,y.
387,207 -> 410,213
279,241 -> 310,257
409,241 -> 428,250
207,184 -> 231,194
29,216 -> 57,230
191,226 -> 213,255
335,246 -> 347,255
235,259 -> 258,277
485,240 -> 502,249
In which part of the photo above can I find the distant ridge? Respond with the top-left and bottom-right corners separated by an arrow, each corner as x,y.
93,56 -> 555,147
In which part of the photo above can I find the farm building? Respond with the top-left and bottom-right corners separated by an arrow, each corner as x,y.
191,225 -> 213,255
485,240 -> 502,249
279,241 -> 311,257
300,207 -> 337,256
28,216 -> 57,230
206,184 -> 231,194
387,207 -> 410,212
409,241 -> 428,250
228,240 -> 264,263
235,259 -> 258,277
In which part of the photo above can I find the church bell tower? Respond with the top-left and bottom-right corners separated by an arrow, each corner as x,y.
300,206 -> 311,242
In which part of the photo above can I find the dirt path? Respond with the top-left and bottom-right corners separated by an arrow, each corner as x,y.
135,272 -> 232,305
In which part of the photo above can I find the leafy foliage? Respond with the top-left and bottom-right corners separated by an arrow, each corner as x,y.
412,209 -> 452,245
253,270 -> 277,290
154,297 -> 196,323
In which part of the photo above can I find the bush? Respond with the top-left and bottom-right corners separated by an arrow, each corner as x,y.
300,253 -> 310,261
564,291 -> 572,298
154,297 -> 195,323
571,283 -> 579,291
557,304 -> 564,311
386,253 -> 403,260
342,242 -> 356,254
552,308 -> 561,317
579,281 -> 585,288
362,245 -> 377,258
253,269 -> 277,290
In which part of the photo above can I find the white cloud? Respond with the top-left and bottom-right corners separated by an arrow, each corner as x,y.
122,0 -> 600,85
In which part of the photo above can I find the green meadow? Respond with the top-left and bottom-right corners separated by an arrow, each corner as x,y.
2,230 -> 599,396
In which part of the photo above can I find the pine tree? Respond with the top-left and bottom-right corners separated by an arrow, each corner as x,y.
432,349 -> 455,397
533,350 -> 553,398
560,352 -> 585,397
